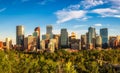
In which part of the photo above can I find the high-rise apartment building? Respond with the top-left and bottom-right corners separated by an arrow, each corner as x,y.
88,27 -> 96,44
100,28 -> 108,48
60,28 -> 68,48
88,27 -> 96,49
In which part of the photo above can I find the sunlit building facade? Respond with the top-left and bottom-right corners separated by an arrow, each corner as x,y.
24,35 -> 37,51
87,27 -> 96,49
16,25 -> 24,50
6,38 -> 12,49
95,36 -> 102,49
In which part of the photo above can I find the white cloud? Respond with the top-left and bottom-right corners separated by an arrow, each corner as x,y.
94,23 -> 102,27
0,8 -> 6,12
109,0 -> 120,8
55,10 -> 87,24
81,0 -> 104,9
55,0 -> 120,24
92,8 -> 120,18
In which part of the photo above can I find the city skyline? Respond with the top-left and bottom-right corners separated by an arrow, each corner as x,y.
0,0 -> 120,43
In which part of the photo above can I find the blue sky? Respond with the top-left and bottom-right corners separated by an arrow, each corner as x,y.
0,0 -> 120,43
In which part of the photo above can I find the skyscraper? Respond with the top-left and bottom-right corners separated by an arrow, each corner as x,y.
88,27 -> 96,49
46,25 -> 52,34
81,35 -> 86,50
46,25 -> 53,39
16,25 -> 24,49
88,27 -> 96,44
60,28 -> 68,48
100,28 -> 108,48
33,27 -> 40,49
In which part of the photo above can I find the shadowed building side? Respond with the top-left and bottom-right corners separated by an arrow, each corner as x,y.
100,28 -> 108,49
60,28 -> 68,48
34,27 -> 40,49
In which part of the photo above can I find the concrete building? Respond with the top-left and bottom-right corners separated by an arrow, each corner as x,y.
109,36 -> 116,48
42,34 -> 51,40
81,35 -> 86,50
16,25 -> 24,50
33,27 -> 40,49
69,32 -> 77,48
95,36 -> 102,49
53,35 -> 60,50
87,27 -> 96,49
6,38 -> 12,49
88,27 -> 96,44
24,35 -> 37,51
46,25 -> 53,39
60,28 -> 68,48
40,40 -> 45,51
116,36 -> 120,48
48,39 -> 55,52
70,39 -> 80,50
100,28 -> 108,48
109,36 -> 120,49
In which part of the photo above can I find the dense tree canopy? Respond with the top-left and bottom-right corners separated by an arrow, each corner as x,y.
0,49 -> 120,73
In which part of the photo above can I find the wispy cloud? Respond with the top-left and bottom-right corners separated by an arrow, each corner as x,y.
81,0 -> 104,9
55,0 -> 120,24
55,2 -> 87,24
92,8 -> 120,18
55,10 -> 87,24
94,23 -> 102,27
0,8 -> 6,12
109,0 -> 120,9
